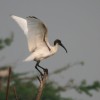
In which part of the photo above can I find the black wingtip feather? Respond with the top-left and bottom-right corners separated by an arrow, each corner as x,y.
26,16 -> 38,19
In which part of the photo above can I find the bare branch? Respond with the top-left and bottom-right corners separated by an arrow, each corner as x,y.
13,86 -> 19,100
36,70 -> 48,100
51,61 -> 84,75
6,67 -> 12,100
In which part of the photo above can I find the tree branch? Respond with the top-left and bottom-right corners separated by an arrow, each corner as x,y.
36,69 -> 48,100
13,86 -> 19,100
6,67 -> 12,100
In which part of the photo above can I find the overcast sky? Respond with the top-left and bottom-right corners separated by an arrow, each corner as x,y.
0,0 -> 100,100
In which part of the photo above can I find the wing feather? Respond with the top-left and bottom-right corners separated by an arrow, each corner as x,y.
11,15 -> 28,35
11,15 -> 49,52
26,16 -> 49,52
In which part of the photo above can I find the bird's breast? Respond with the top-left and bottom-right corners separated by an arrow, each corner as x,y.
33,48 -> 54,61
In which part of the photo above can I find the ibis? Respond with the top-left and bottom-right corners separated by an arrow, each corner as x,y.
11,15 -> 67,75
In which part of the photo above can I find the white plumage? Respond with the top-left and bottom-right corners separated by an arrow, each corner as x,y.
11,15 -> 67,74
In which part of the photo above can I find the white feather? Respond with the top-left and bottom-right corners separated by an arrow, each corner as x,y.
11,15 -> 55,62
11,15 -> 49,53
11,15 -> 28,35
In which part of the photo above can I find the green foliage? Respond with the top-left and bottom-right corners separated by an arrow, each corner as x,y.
42,82 -> 63,100
0,33 -> 14,50
55,79 -> 100,97
0,39 -> 4,50
0,70 -> 100,100
0,71 -> 73,100
74,80 -> 100,96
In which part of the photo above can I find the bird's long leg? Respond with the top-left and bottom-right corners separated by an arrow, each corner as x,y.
35,61 -> 43,76
35,61 -> 48,75
38,64 -> 48,75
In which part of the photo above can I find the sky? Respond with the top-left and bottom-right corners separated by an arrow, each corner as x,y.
0,0 -> 100,100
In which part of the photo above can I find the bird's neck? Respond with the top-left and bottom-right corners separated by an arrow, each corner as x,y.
51,43 -> 59,54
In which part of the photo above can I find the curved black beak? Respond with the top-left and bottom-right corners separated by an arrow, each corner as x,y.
59,43 -> 67,53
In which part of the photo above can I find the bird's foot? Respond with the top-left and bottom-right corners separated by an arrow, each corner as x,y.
43,68 -> 48,75
39,68 -> 48,81
39,68 -> 48,77
37,64 -> 48,75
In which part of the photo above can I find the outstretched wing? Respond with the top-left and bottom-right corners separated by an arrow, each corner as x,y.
26,16 -> 48,52
11,15 -> 49,52
11,15 -> 28,35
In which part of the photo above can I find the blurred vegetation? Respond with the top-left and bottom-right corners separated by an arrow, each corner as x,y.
0,64 -> 100,100
0,70 -> 74,100
0,33 -> 14,50
0,34 -> 100,100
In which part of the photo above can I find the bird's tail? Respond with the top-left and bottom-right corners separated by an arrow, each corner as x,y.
23,54 -> 35,62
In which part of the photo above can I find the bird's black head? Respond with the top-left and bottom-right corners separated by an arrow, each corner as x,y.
54,39 -> 61,45
54,39 -> 67,53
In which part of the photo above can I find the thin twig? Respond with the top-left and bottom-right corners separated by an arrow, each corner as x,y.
36,70 -> 48,100
6,67 -> 12,100
13,86 -> 19,100
0,77 -> 2,91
